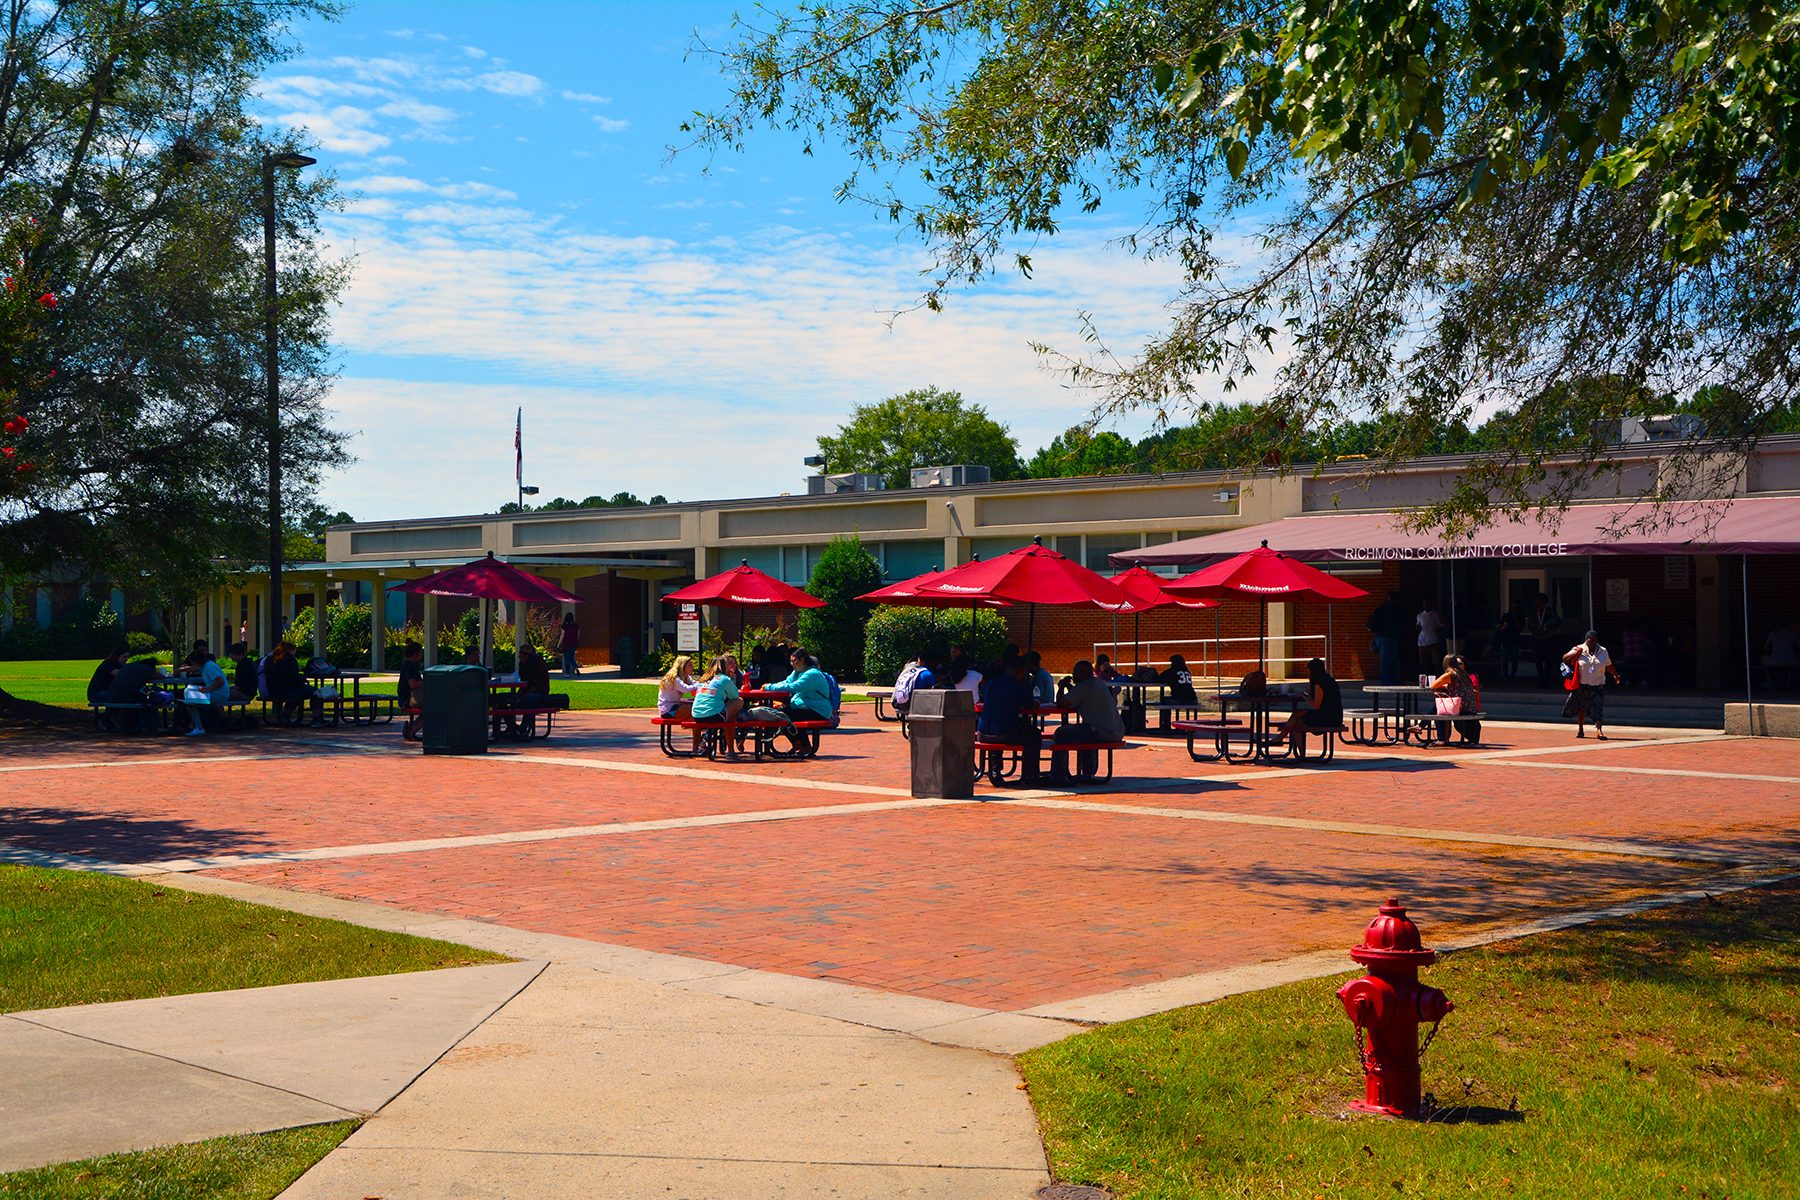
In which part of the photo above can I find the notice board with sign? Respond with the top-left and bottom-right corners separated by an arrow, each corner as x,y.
676,604 -> 700,652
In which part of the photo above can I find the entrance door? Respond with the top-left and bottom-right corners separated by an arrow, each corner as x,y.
1502,571 -> 1544,619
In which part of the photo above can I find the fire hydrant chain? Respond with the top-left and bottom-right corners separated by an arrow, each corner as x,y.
1417,1018 -> 1443,1059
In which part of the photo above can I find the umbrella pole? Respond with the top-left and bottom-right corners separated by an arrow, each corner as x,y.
1134,609 -> 1141,677
1028,603 -> 1035,654
1215,606 -> 1222,694
1260,599 -> 1267,674
1327,604 -> 1333,675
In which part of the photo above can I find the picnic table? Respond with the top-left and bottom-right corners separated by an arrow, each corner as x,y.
1214,692 -> 1300,763
305,666 -> 382,725
1354,684 -> 1437,745
651,687 -> 832,761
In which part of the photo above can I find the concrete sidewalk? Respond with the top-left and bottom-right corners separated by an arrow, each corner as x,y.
280,961 -> 1051,1200
0,961 -> 543,1172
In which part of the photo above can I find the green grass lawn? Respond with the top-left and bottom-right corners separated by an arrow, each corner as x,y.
1021,882 -> 1800,1200
0,1120 -> 357,1199
0,863 -> 510,1013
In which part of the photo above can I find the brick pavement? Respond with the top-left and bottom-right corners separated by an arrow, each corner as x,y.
2,712 -> 1788,1018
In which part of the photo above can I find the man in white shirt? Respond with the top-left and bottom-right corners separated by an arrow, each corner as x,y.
1416,601 -> 1445,672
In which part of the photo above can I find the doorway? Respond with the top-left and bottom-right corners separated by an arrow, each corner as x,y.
1502,570 -> 1544,619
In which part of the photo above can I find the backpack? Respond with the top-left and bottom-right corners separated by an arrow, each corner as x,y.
824,673 -> 843,727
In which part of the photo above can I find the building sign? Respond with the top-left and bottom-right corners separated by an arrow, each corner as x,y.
1338,542 -> 1569,561
1605,578 -> 1630,612
1664,556 -> 1690,589
676,604 -> 700,652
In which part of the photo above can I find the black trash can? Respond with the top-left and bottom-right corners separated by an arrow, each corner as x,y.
422,664 -> 488,755
907,688 -> 976,799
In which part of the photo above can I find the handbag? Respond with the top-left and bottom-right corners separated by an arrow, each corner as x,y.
316,685 -> 340,701
1434,695 -> 1462,716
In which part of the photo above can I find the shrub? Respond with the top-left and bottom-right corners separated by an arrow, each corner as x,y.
126,631 -> 158,656
863,604 -> 1010,685
797,534 -> 884,680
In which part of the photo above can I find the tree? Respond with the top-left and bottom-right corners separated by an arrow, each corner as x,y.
816,387 -> 1022,488
1024,427 -> 1136,478
687,1 -> 1800,535
0,0 -> 349,585
797,534 -> 884,679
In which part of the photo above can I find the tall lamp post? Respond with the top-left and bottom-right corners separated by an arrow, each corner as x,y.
264,150 -> 316,646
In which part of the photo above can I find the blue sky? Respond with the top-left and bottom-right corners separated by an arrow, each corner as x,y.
260,2 -> 1238,521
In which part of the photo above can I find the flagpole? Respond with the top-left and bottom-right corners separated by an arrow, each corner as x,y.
515,407 -> 523,512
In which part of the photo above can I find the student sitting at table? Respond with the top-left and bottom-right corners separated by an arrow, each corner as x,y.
397,642 -> 426,740
181,649 -> 230,735
1154,654 -> 1199,728
761,648 -> 836,753
658,655 -> 699,718
945,653 -> 983,699
1050,659 -> 1125,782
1276,658 -> 1344,745
100,655 -> 168,731
719,653 -> 745,688
690,656 -> 744,751
976,654 -> 1042,785
88,646 -> 130,704
1024,651 -> 1055,707
517,644 -> 552,707
265,641 -> 326,726
891,649 -> 935,716
1428,653 -> 1481,745
1094,654 -> 1121,682
228,642 -> 257,701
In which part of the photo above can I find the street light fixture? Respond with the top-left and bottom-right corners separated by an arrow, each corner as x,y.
264,150 -> 316,644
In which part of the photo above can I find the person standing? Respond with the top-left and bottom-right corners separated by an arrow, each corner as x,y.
1416,599 -> 1445,674
1761,618 -> 1799,690
1050,659 -> 1125,781
1529,592 -> 1562,688
1620,620 -> 1654,690
1562,630 -> 1620,739
1493,603 -> 1523,684
558,612 -> 581,677
1365,591 -> 1407,685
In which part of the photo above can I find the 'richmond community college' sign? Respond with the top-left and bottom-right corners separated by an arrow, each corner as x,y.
1338,542 -> 1570,561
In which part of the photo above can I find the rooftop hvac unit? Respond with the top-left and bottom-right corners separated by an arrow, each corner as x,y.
806,472 -> 887,495
909,464 -> 991,488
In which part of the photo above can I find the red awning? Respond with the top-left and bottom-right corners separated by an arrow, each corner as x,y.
1117,497 -> 1800,567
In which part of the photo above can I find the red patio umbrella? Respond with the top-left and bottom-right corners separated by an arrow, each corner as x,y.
916,537 -> 1134,651
390,551 -> 583,604
389,552 -> 583,670
1160,541 -> 1366,675
663,561 -> 826,667
1108,565 -> 1218,680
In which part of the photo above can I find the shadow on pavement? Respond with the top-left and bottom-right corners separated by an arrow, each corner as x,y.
0,807 -> 273,863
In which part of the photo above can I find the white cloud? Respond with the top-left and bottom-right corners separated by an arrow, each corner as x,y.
315,198 -> 1230,518
592,116 -> 630,132
356,174 -> 434,194
562,90 -> 612,104
461,45 -> 488,58
442,70 -> 544,97
274,105 -> 389,154
376,98 -> 459,126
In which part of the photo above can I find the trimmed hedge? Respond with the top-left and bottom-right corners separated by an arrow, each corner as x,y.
862,604 -> 1010,685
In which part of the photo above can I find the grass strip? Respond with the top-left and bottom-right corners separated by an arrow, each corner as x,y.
0,1119 -> 357,1199
1021,881 -> 1800,1199
0,863 -> 509,1013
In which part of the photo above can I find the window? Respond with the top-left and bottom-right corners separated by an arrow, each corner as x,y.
1085,534 -> 1145,572
881,539 -> 943,580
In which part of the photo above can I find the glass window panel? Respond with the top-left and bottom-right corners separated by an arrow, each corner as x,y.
1085,533 -> 1145,572
881,539 -> 943,580
736,546 -> 780,577
1053,535 -> 1082,558
971,536 -> 1032,561
780,546 -> 807,583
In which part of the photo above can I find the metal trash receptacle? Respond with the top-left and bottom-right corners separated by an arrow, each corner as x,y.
907,688 -> 975,799
422,664 -> 488,755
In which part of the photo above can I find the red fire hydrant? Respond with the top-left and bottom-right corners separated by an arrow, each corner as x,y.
1337,898 -> 1453,1118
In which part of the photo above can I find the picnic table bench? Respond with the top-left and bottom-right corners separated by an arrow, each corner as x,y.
652,714 -> 832,761
973,738 -> 1139,785
1173,717 -> 1347,762
1396,711 -> 1483,746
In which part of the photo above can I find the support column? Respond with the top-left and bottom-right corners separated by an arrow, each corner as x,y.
1266,600 -> 1293,681
478,598 -> 493,670
370,584 -> 387,672
313,582 -> 328,660
422,594 -> 439,667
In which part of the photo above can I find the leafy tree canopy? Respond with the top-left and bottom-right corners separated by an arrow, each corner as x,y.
500,492 -> 668,514
0,0 -> 350,585
687,0 -> 1800,535
816,386 -> 1022,488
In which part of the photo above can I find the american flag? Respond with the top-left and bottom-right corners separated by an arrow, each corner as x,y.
514,407 -> 522,485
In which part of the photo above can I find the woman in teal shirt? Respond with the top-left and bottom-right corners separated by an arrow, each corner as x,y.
763,647 -> 834,725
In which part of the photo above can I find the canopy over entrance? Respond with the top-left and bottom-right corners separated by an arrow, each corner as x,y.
1117,497 -> 1800,567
